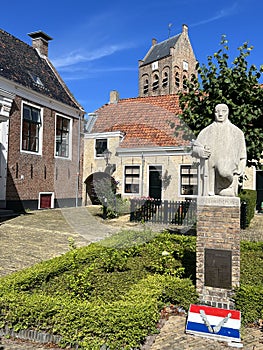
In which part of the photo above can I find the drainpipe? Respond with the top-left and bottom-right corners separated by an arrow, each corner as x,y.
75,115 -> 81,207
141,152 -> 145,197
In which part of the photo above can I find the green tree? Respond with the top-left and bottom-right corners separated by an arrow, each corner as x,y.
178,36 -> 263,168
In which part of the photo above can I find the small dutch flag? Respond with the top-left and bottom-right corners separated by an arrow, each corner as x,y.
186,304 -> 242,345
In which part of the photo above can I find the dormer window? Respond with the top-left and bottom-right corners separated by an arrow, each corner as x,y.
28,72 -> 44,87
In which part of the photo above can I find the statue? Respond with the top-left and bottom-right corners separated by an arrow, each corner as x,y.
192,103 -> 246,197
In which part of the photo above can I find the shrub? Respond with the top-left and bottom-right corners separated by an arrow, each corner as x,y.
234,285 -> 263,324
239,189 -> 257,227
0,231 -> 198,349
240,241 -> 263,288
0,274 -> 198,349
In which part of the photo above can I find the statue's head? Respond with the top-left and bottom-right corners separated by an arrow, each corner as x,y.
214,103 -> 229,123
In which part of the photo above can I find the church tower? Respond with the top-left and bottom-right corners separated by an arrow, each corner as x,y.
138,24 -> 197,97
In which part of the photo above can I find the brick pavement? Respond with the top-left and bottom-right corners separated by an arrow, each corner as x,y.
0,209 -> 262,349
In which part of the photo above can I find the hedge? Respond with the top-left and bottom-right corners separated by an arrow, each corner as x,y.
0,232 -> 198,349
0,275 -> 198,350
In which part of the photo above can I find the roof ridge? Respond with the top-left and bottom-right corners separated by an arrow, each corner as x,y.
155,33 -> 181,46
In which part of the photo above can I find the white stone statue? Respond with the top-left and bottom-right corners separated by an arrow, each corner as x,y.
192,103 -> 247,197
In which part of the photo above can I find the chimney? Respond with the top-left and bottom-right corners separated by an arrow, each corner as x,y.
28,31 -> 53,57
152,38 -> 157,46
182,24 -> 188,35
109,90 -> 119,104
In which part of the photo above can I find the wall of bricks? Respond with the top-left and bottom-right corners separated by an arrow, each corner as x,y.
6,95 -> 83,210
196,196 -> 240,309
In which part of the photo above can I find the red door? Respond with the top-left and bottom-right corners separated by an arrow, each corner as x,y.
40,194 -> 52,209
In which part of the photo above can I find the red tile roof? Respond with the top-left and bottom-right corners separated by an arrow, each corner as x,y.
92,94 -> 192,148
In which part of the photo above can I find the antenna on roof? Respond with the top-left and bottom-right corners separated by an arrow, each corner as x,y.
168,23 -> 173,38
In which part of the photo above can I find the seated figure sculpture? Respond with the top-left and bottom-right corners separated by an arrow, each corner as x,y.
192,103 -> 247,197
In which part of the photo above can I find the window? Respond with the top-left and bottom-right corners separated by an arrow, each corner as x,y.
143,79 -> 149,94
162,72 -> 168,87
125,166 -> 140,194
56,115 -> 70,158
183,74 -> 188,91
95,139 -> 107,157
28,72 -> 44,87
152,61 -> 158,70
152,74 -> 159,90
175,72 -> 180,88
183,61 -> 189,71
22,103 -> 41,153
180,165 -> 198,195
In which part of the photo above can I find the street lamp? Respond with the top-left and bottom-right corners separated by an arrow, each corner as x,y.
103,148 -> 112,165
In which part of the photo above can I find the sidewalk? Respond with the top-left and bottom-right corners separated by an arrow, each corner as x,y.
0,209 -> 262,349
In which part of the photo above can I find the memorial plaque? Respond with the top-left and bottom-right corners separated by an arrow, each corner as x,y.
205,249 -> 232,289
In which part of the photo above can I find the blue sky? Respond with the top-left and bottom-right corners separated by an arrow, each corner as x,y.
1,0 -> 262,116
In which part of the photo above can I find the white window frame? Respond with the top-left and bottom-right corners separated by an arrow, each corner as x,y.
20,101 -> 43,155
179,164 -> 199,197
38,192 -> 54,209
94,138 -> 108,159
123,165 -> 140,195
55,114 -> 72,159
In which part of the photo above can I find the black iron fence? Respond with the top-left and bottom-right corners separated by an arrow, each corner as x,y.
130,198 -> 248,228
130,198 -> 196,225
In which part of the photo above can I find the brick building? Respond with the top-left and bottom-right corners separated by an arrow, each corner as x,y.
0,29 -> 85,211
138,24 -> 197,97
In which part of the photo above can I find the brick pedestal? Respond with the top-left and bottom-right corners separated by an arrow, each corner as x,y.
196,196 -> 240,309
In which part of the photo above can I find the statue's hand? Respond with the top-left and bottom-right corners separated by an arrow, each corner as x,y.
201,146 -> 211,159
192,142 -> 211,159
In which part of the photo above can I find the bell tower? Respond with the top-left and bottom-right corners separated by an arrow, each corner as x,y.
138,24 -> 197,97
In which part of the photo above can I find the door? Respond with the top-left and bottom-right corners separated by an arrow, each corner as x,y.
39,193 -> 52,209
256,171 -> 263,211
149,166 -> 162,200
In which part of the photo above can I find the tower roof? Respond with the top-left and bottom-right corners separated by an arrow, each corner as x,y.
141,34 -> 181,66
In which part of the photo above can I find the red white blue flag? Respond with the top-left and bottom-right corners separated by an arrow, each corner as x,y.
186,304 -> 241,343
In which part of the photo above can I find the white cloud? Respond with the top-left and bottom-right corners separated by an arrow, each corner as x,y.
51,43 -> 133,68
57,66 -> 137,81
190,2 -> 238,27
